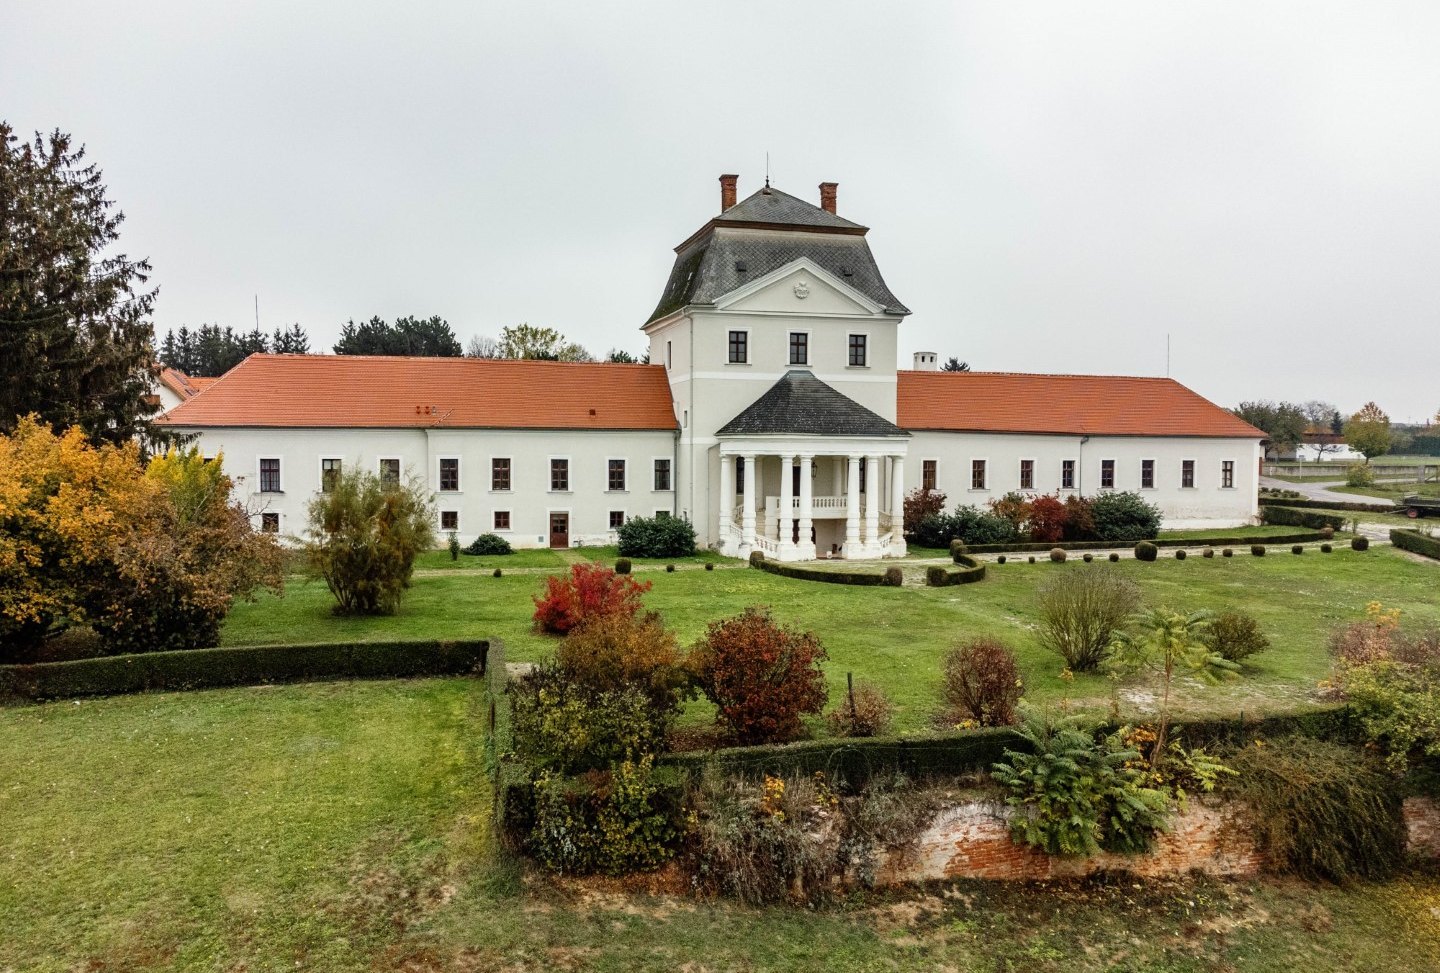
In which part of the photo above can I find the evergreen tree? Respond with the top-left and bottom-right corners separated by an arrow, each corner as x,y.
334,315 -> 462,356
941,357 -> 971,372
271,324 -> 309,354
0,123 -> 158,445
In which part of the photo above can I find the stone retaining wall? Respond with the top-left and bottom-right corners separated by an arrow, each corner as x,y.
873,795 -> 1440,885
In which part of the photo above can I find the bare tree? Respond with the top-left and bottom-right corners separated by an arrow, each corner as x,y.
465,334 -> 500,358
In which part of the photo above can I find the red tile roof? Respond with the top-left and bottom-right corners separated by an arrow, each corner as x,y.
157,354 -> 678,430
897,371 -> 1264,439
156,367 -> 206,400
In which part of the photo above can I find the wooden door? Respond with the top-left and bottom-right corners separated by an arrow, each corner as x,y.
548,512 -> 569,549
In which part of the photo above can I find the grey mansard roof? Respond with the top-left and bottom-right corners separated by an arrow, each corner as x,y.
645,186 -> 910,325
716,370 -> 908,439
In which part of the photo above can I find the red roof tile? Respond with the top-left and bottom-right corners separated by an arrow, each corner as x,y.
157,354 -> 678,430
897,371 -> 1264,439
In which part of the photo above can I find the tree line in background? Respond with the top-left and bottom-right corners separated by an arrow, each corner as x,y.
1228,398 -> 1440,461
158,323 -> 310,375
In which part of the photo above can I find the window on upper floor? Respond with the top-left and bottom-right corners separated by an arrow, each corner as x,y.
439,457 -> 459,492
1182,460 -> 1196,489
1061,459 -> 1076,490
259,458 -> 281,493
608,459 -> 626,491
1019,459 -> 1035,490
922,459 -> 937,492
551,458 -> 569,491
321,458 -> 341,493
491,457 -> 511,491
728,330 -> 748,364
848,333 -> 867,367
788,332 -> 808,366
971,459 -> 987,491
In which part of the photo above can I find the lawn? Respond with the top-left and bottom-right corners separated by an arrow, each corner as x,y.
224,546 -> 1440,732
4,678 -> 1439,972
412,545 -> 737,572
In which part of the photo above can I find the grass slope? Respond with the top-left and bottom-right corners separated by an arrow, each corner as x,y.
3,679 -> 1438,972
223,548 -> 1440,732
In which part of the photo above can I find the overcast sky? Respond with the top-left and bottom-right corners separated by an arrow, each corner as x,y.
5,1 -> 1438,421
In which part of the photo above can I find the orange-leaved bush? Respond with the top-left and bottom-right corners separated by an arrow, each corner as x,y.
691,606 -> 828,744
942,637 -> 1023,726
1027,493 -> 1069,543
555,611 -> 691,714
533,562 -> 652,634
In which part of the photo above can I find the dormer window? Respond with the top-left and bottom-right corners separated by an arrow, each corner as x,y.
728,330 -> 748,364
788,332 -> 808,366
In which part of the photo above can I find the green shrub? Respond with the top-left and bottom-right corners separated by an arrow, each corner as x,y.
1260,506 -> 1346,530
615,558 -> 632,574
666,563 -> 675,573
1333,627 -> 1440,773
1319,526 -> 1335,540
493,568 -> 502,578
464,532 -> 513,556
705,562 -> 714,571
949,538 -> 967,560
1082,553 -> 1093,563
447,532 -> 460,560
826,680 -> 895,738
530,756 -> 683,875
748,550 -> 765,567
1391,528 -> 1440,560
617,515 -> 696,558
1205,611 -> 1271,664
1202,548 -> 1214,558
1346,463 -> 1376,487
1108,552 -> 1120,563
1175,549 -> 1187,561
1035,570 -> 1141,671
943,637 -> 1023,726
997,555 -> 1006,564
1089,491 -> 1162,543
1134,541 -> 1158,562
1321,543 -> 1333,553
1352,536 -> 1369,551
992,716 -> 1173,856
912,506 -> 1020,548
304,467 -> 435,615
1223,736 -> 1406,883
1027,556 -> 1035,564
1292,545 -> 1304,555
884,566 -> 903,587
1251,545 -> 1266,557
1222,549 -> 1233,558
509,663 -> 667,774
1049,548 -> 1066,563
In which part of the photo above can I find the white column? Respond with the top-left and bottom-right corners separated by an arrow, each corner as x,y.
741,453 -> 756,552
778,454 -> 796,557
845,455 -> 861,554
890,455 -> 905,555
719,453 -> 734,550
864,454 -> 881,548
798,454 -> 814,559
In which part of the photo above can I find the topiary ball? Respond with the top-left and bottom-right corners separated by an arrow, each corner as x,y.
884,566 -> 903,587
1352,536 -> 1370,551
1109,552 -> 1120,563
1292,545 -> 1304,555
1175,549 -> 1187,560
705,562 -> 715,571
666,563 -> 676,573
1082,553 -> 1094,563
1203,548 -> 1215,559
1134,541 -> 1159,562
615,558 -> 632,575
1027,555 -> 1036,564
1223,549 -> 1234,558
1319,526 -> 1335,540
1049,548 -> 1067,563
1251,545 -> 1266,557
749,550 -> 765,567
492,568 -> 502,578
1321,543 -> 1333,553
997,555 -> 1007,565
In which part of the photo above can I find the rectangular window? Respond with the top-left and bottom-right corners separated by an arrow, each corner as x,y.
1100,459 -> 1116,490
1061,459 -> 1076,490
321,458 -> 341,493
727,330 -> 748,364
922,459 -> 937,492
859,457 -> 867,494
1182,460 -> 1196,488
735,456 -> 745,495
550,458 -> 569,491
493,510 -> 510,530
654,458 -> 672,491
260,512 -> 279,533
1141,459 -> 1155,490
259,458 -> 281,493
665,340 -> 672,369
440,510 -> 458,531
609,510 -> 625,530
608,459 -> 626,491
379,458 -> 400,486
491,457 -> 511,491
1019,459 -> 1035,490
788,332 -> 808,365
439,457 -> 459,492
655,510 -> 671,520
971,459 -> 987,491
1222,460 -> 1235,489
848,333 -> 867,367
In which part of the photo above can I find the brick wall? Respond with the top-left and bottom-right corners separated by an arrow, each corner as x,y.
873,795 -> 1439,886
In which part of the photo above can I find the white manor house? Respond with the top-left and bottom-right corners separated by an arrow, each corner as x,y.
160,175 -> 1264,560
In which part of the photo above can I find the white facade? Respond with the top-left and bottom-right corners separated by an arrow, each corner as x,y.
906,432 -> 1261,530
190,425 -> 676,548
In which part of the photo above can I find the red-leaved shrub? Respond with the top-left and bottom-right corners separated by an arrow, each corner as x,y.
691,606 -> 828,744
942,637 -> 1023,726
1028,493 -> 1069,543
1063,494 -> 1096,541
903,487 -> 948,541
533,562 -> 651,634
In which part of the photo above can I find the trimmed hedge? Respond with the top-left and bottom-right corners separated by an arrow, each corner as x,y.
1260,506 -> 1347,531
0,639 -> 489,703
1259,497 -> 1397,514
924,555 -> 987,587
1391,528 -> 1440,560
656,704 -> 1353,789
753,557 -> 902,587
1352,536 -> 1370,551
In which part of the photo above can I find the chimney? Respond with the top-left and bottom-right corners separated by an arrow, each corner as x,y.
719,173 -> 738,212
819,181 -> 838,214
913,351 -> 939,371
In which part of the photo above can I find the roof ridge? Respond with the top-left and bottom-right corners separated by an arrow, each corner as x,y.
245,353 -> 659,368
901,369 -> 1182,383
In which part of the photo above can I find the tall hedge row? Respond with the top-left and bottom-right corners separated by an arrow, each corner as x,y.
1259,506 -> 1348,530
1391,528 -> 1440,561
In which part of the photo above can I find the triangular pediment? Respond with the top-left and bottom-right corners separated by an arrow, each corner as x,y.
714,258 -> 887,317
